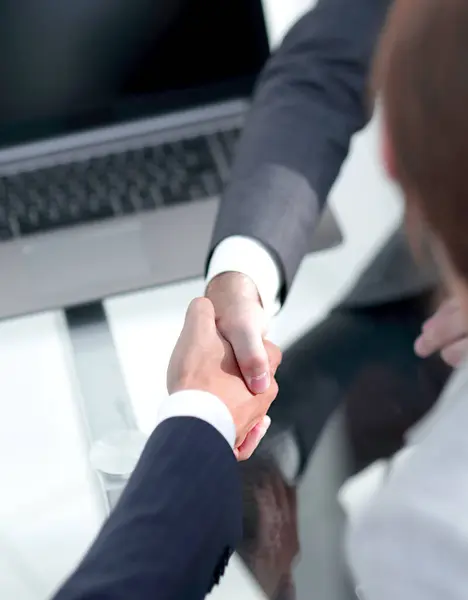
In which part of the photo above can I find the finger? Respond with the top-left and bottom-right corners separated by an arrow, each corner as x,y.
182,298 -> 216,339
167,298 -> 218,394
420,297 -> 460,333
254,378 -> 279,423
264,340 -> 282,374
441,339 -> 468,367
432,296 -> 460,318
185,297 -> 215,325
415,305 -> 466,357
228,324 -> 270,394
235,416 -> 271,461
265,378 -> 279,407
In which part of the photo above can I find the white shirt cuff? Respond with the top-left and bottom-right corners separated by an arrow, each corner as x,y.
156,390 -> 236,448
207,236 -> 282,318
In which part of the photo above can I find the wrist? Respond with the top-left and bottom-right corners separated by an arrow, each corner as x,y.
206,236 -> 282,317
168,382 -> 240,437
161,390 -> 236,448
206,271 -> 263,307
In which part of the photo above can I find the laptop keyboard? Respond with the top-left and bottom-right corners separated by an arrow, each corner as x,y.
0,127 -> 241,241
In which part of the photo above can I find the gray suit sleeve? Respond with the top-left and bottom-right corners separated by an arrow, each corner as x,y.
210,0 -> 392,296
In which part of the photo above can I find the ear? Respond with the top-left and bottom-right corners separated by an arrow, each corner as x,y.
381,118 -> 397,180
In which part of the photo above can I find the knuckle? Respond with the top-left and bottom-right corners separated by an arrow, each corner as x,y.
185,298 -> 215,329
221,314 -> 255,336
441,347 -> 458,367
189,297 -> 213,315
267,380 -> 279,402
442,340 -> 468,366
256,394 -> 276,419
265,341 -> 282,367
187,297 -> 202,311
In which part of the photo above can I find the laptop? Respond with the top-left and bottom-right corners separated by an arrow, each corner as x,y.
0,0 -> 341,320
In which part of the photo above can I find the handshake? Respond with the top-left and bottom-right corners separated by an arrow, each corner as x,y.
167,296 -> 281,460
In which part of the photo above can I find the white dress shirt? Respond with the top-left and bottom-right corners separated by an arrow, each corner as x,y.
206,235 -> 282,317
345,359 -> 468,599
157,390 -> 236,448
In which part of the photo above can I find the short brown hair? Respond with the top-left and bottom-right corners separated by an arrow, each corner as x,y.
375,0 -> 468,280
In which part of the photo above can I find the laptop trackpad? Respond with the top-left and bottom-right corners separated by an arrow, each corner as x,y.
24,223 -> 150,296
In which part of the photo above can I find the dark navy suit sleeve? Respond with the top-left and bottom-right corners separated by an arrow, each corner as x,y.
52,417 -> 242,600
210,0 -> 392,295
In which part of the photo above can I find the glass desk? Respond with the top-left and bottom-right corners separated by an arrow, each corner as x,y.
1,284 -> 445,600
0,109 -> 409,599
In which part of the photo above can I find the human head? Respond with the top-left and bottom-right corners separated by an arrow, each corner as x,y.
375,0 -> 468,311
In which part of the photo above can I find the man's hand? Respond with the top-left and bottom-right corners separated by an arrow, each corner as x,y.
167,297 -> 282,460
206,272 -> 270,394
415,297 -> 468,366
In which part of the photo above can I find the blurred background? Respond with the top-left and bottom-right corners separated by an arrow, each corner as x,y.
0,1 -> 415,599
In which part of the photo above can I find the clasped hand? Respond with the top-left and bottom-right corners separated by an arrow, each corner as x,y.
168,278 -> 468,463
167,297 -> 281,461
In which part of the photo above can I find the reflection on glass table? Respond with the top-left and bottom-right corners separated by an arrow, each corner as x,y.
235,291 -> 450,600
239,442 -> 299,600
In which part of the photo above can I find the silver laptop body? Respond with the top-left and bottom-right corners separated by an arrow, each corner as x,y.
0,0 -> 341,320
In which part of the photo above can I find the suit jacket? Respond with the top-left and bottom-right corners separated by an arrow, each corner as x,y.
210,0 -> 437,305
52,417 -> 242,600
346,359 -> 468,599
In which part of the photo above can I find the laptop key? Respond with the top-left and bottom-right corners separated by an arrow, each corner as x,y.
120,197 -> 135,215
0,226 -> 12,241
188,183 -> 207,201
85,204 -> 114,222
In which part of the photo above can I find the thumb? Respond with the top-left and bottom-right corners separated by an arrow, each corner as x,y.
227,321 -> 270,394
182,297 -> 216,339
167,298 -> 216,393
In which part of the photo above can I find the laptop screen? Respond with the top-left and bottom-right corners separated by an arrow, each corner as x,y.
0,0 -> 270,148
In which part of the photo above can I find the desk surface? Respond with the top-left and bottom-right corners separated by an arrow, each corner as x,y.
0,312 -> 105,600
0,97 -> 404,599
0,286 -> 443,600
0,0 -> 408,586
